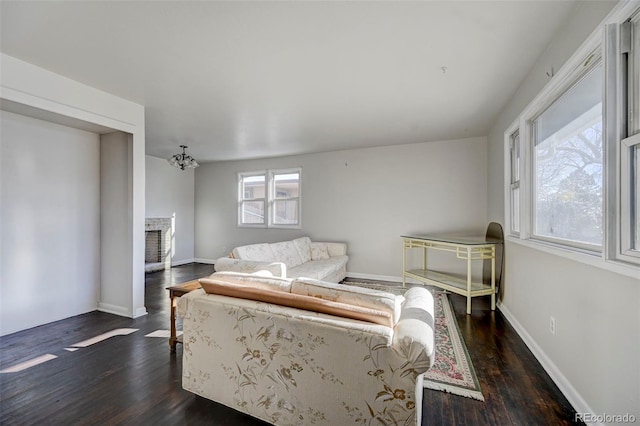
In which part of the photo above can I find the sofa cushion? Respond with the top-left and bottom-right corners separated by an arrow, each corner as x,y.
232,243 -> 276,262
325,242 -> 348,257
199,279 -> 393,327
270,241 -> 303,268
213,258 -> 287,278
287,256 -> 348,280
291,278 -> 403,324
203,271 -> 292,292
311,243 -> 330,260
292,237 -> 312,263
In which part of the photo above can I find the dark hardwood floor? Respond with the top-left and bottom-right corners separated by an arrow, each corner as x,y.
0,264 -> 582,425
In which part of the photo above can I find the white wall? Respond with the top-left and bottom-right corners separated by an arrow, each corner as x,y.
486,1 -> 639,419
1,53 -> 147,321
99,132 -> 134,316
195,137 -> 488,279
146,155 -> 195,264
0,111 -> 100,335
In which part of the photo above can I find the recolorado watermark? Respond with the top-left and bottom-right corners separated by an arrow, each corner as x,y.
575,413 -> 637,424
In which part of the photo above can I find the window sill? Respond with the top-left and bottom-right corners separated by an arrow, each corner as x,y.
237,224 -> 302,230
505,236 -> 639,279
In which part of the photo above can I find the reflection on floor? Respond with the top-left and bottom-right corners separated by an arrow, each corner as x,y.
70,328 -> 139,348
1,328 -> 139,374
0,354 -> 58,373
1,328 -> 185,373
145,330 -> 182,338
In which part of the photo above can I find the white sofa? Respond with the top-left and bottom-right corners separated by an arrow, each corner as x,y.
178,272 -> 435,426
214,237 -> 348,282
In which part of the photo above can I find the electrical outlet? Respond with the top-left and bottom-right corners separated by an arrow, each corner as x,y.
550,316 -> 556,335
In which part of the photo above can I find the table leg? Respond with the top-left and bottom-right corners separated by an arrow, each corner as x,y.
169,292 -> 177,352
422,246 -> 427,272
466,247 -> 472,314
402,240 -> 406,288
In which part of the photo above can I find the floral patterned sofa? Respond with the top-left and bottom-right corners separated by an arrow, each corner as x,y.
178,271 -> 435,426
214,237 -> 348,282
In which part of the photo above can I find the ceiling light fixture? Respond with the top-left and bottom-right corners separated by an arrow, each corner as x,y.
168,145 -> 199,170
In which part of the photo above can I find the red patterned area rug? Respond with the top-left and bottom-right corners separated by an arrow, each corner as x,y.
344,280 -> 485,401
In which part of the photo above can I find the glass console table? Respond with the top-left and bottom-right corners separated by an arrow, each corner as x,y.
402,234 -> 499,314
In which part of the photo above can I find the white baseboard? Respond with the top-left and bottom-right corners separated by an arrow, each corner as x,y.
97,302 -> 130,318
193,258 -> 216,265
171,258 -> 196,266
133,307 -> 148,318
497,302 -> 600,425
98,303 -> 147,319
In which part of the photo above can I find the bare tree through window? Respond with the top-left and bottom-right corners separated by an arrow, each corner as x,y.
533,64 -> 603,248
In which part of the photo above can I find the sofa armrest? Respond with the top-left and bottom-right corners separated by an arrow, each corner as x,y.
214,257 -> 287,277
315,242 -> 347,257
392,287 -> 435,373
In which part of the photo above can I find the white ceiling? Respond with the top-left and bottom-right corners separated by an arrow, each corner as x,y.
0,1 -> 577,162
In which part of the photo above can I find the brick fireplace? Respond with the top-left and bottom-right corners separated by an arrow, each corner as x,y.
145,218 -> 172,272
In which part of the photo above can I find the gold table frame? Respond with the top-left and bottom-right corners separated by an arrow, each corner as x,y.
402,235 -> 497,314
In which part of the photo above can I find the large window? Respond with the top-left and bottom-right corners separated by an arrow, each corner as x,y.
239,172 -> 266,225
609,11 -> 640,263
619,13 -> 640,260
505,4 -> 640,268
271,171 -> 300,226
238,168 -> 301,228
509,130 -> 521,235
532,63 -> 603,250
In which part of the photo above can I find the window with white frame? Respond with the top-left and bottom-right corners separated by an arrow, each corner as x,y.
621,132 -> 640,255
617,13 -> 640,261
238,168 -> 301,228
509,130 -> 521,235
505,4 -> 640,268
532,62 -> 603,250
270,170 -> 300,227
238,172 -> 267,226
